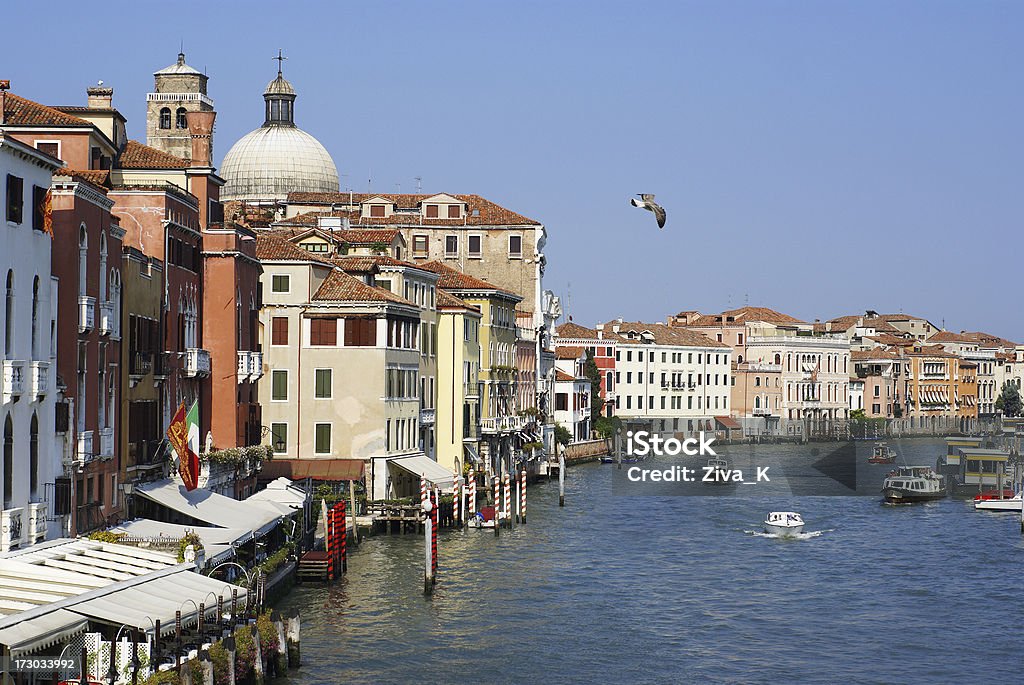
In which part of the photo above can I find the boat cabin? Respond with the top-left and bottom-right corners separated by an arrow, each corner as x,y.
956,448 -> 1010,487
944,437 -> 983,466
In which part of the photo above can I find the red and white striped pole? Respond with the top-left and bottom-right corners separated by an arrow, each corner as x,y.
431,487 -> 439,582
452,479 -> 461,526
468,470 -> 476,521
521,469 -> 527,523
492,476 -> 500,536
503,472 -> 511,525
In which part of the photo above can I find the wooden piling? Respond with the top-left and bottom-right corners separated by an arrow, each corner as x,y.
559,453 -> 566,507
200,649 -> 213,685
251,624 -> 264,685
431,488 -> 439,583
286,610 -> 301,667
224,636 -> 236,685
423,498 -> 434,594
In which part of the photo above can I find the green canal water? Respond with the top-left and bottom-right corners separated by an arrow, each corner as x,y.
278,438 -> 1024,684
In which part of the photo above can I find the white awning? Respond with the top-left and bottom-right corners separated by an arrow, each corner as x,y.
135,480 -> 282,537
388,454 -> 456,488
246,477 -> 307,509
0,608 -> 88,656
111,519 -> 254,563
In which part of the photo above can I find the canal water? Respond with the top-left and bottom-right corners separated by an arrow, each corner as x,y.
278,438 -> 1024,684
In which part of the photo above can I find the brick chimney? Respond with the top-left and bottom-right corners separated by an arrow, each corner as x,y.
185,110 -> 216,167
87,85 -> 113,109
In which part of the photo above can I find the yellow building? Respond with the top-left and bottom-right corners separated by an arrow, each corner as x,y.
419,262 -> 523,477
904,344 -> 959,433
435,290 -> 482,476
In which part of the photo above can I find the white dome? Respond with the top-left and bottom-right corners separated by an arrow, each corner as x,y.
220,125 -> 339,202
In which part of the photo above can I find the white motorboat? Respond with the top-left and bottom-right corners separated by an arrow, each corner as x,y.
973,493 -> 1023,512
763,511 -> 804,537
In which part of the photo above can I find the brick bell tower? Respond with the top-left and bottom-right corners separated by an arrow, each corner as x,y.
146,52 -> 215,161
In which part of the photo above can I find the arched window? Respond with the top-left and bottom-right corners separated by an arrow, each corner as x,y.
159,107 -> 172,129
774,353 -> 781,365
99,232 -> 107,301
755,377 -> 761,387
79,226 -> 88,296
176,107 -> 188,129
29,413 -> 38,499
31,276 -> 39,359
755,397 -> 761,409
4,270 -> 13,356
3,415 -> 12,509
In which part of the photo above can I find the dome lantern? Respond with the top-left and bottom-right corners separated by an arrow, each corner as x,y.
264,49 -> 296,127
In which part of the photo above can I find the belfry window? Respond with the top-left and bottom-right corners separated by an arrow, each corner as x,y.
159,108 -> 171,129
176,107 -> 188,129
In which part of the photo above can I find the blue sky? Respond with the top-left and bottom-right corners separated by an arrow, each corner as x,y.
4,1 -> 1022,339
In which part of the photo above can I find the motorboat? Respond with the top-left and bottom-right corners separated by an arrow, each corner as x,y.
882,466 -> 946,504
599,456 -> 616,464
468,506 -> 499,529
705,458 -> 731,484
763,511 -> 804,537
973,492 -> 1023,512
868,442 -> 897,464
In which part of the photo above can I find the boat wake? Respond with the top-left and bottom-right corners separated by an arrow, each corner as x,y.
744,529 -> 832,540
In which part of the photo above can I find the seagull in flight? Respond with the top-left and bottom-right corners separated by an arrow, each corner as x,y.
630,194 -> 666,229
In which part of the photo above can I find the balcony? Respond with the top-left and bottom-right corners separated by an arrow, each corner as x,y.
0,508 -> 25,553
752,408 -> 773,416
28,502 -> 47,542
248,351 -> 264,381
129,351 -> 153,378
2,360 -> 26,401
185,348 -> 211,377
76,430 -> 95,465
480,415 -> 525,434
99,427 -> 114,459
99,301 -> 115,335
237,351 -> 249,382
748,363 -> 782,373
419,408 -> 436,426
29,361 -> 48,398
78,295 -> 96,333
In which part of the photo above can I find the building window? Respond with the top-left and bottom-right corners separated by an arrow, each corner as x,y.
426,204 -> 439,218
448,204 -> 461,219
176,107 -> 188,129
35,141 -> 59,158
370,204 -> 385,218
314,423 -> 332,454
159,107 -> 172,129
3,416 -> 12,509
310,318 -> 338,346
445,235 -> 458,257
344,318 -> 376,346
468,235 -> 482,257
413,235 -> 428,257
31,185 -> 47,231
271,370 -> 288,401
556,393 -> 568,411
508,235 -> 522,258
4,270 -> 13,356
271,423 -> 288,454
6,174 -> 24,224
271,316 -> 289,345
315,369 -> 333,399
271,275 -> 290,293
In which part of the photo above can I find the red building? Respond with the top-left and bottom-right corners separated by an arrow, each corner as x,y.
555,321 -> 618,418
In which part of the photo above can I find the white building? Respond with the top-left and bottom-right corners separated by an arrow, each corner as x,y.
553,347 -> 591,442
597,321 -> 732,434
1,134 -> 64,551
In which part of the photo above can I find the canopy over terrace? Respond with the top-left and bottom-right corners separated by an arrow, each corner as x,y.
134,479 -> 282,536
372,454 -> 456,500
111,519 -> 254,566
0,539 -> 244,656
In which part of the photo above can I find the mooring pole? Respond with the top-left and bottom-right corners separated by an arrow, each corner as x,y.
521,469 -> 527,523
558,452 -> 566,507
423,497 -> 434,595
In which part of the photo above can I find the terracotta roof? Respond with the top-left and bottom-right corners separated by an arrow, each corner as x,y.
417,261 -> 521,299
283,192 -> 540,226
555,346 -> 585,360
312,270 -> 413,305
118,140 -> 189,170
851,349 -> 899,361
959,331 -> 1018,349
685,306 -> 804,327
436,290 -> 479,312
928,330 -> 976,344
555,370 -> 578,383
865,334 -> 916,347
822,315 -> 901,334
959,360 -> 978,368
270,219 -> 402,245
332,254 -> 428,272
1,93 -> 93,127
556,322 -> 601,340
907,344 -> 956,358
224,201 -> 276,228
255,234 -> 334,264
54,169 -> 111,190
601,321 -> 730,348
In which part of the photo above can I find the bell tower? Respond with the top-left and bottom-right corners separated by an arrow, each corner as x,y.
145,52 -> 215,161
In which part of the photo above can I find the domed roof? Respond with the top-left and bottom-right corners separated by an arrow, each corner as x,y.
221,126 -> 339,202
264,74 -> 295,97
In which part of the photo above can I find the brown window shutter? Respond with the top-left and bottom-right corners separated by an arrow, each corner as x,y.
322,319 -> 337,346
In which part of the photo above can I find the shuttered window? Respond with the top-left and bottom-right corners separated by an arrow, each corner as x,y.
272,317 -> 289,345
314,369 -> 332,399
310,318 -> 337,346
271,370 -> 288,401
344,318 -> 376,347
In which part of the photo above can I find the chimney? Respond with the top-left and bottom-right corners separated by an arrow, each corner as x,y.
185,110 -> 216,167
87,85 -> 113,109
0,79 -> 10,126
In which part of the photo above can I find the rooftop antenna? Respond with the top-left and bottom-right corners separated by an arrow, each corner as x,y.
367,169 -> 372,193
565,281 -> 572,324
414,176 -> 423,193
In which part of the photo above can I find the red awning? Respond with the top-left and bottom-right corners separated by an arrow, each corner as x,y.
261,458 -> 365,481
715,416 -> 742,430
